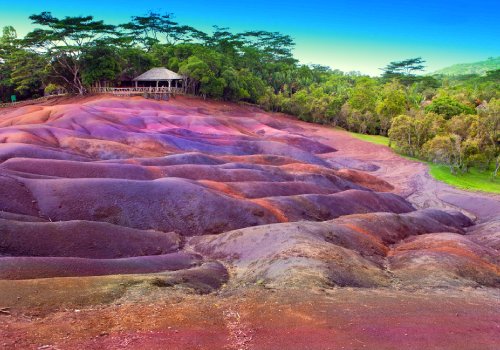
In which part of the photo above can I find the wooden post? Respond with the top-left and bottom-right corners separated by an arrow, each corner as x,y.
135,81 -> 138,88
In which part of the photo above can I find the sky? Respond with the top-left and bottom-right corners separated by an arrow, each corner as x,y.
0,0 -> 498,75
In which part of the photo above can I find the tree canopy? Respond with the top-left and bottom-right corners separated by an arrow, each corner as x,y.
381,57 -> 426,84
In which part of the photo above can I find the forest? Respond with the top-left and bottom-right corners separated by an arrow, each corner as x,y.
0,11 -> 498,177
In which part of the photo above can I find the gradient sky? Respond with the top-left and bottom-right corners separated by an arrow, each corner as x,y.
0,0 -> 498,75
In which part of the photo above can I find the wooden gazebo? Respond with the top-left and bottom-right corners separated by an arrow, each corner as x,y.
133,67 -> 185,89
88,67 -> 186,98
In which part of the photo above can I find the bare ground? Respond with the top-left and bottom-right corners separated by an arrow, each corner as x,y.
0,96 -> 498,349
281,119 -> 500,222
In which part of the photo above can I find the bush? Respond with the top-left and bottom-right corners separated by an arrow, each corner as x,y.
425,95 -> 476,119
44,83 -> 60,95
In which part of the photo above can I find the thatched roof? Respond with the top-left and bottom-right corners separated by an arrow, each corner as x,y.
133,67 -> 184,81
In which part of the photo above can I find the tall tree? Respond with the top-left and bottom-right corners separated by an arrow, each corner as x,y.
121,11 -> 202,49
0,26 -> 46,99
478,98 -> 500,176
381,57 -> 426,84
0,26 -> 18,101
239,31 -> 296,63
24,12 -> 116,94
376,80 -> 407,135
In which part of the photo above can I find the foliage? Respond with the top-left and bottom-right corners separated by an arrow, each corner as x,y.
477,98 -> 500,176
24,12 -> 117,94
81,45 -> 122,86
350,128 -> 500,193
381,57 -> 425,85
432,56 -> 500,76
425,95 -> 476,119
44,83 -> 61,95
10,50 -> 47,97
376,80 -> 407,135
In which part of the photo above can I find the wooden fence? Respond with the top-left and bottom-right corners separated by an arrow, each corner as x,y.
88,87 -> 185,96
0,94 -> 66,109
0,87 -> 185,109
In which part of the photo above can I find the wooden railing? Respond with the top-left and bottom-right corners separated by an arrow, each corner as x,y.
0,94 -> 67,109
0,87 -> 185,108
88,87 -> 184,95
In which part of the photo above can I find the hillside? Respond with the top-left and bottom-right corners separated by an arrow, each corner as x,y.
0,96 -> 499,349
432,56 -> 500,76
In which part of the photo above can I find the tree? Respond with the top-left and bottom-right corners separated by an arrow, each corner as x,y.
285,89 -> 311,120
179,54 -> 226,98
446,114 -> 478,140
376,80 -> 407,135
389,112 -> 444,157
238,31 -> 296,63
9,49 -> 47,97
423,134 -> 463,173
477,98 -> 500,176
24,12 -> 117,94
348,77 -> 378,114
258,87 -> 286,112
221,68 -> 265,102
345,77 -> 379,133
117,47 -> 154,82
0,26 -> 18,101
388,115 -> 415,155
0,26 -> 46,100
425,95 -> 476,119
121,12 -> 202,49
381,57 -> 426,85
81,44 -> 122,86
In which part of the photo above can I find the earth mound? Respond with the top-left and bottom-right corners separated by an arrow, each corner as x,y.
0,96 -> 498,349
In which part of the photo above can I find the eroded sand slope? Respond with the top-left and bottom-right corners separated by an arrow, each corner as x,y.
0,96 -> 498,349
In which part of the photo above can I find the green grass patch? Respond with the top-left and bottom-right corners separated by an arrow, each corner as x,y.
428,164 -> 500,193
346,130 -> 500,194
348,132 -> 390,146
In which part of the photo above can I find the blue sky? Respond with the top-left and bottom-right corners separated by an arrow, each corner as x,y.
0,0 -> 498,75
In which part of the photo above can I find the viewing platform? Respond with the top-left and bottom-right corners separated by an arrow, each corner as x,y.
89,67 -> 186,99
88,86 -> 185,97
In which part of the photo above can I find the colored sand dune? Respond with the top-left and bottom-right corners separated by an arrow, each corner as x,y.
0,96 -> 498,349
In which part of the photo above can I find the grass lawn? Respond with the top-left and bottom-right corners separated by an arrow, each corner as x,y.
428,164 -> 500,194
347,131 -> 500,194
348,132 -> 390,146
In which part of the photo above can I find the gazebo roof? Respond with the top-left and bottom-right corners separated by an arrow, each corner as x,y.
133,67 -> 184,81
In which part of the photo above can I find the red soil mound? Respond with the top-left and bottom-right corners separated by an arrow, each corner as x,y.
192,209 -> 495,289
0,218 -> 181,259
0,252 -> 202,280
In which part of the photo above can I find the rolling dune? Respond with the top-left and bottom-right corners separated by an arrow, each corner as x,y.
0,96 -> 498,349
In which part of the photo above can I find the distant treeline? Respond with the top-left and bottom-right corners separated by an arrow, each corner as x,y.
0,11 -> 498,174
